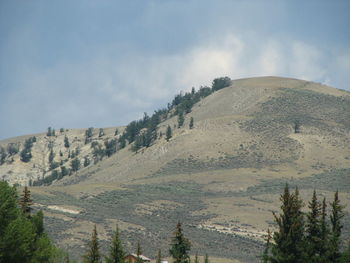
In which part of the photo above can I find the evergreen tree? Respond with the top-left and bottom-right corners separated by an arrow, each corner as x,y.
71,158 -> 80,173
83,225 -> 101,263
0,181 -> 19,237
212,76 -> 231,91
156,249 -> 162,263
61,166 -> 69,177
105,225 -> 125,263
32,210 -> 44,236
169,222 -> 191,263
340,240 -> 350,263
260,229 -> 271,263
305,190 -> 322,262
84,156 -> 91,167
166,125 -> 172,142
64,135 -> 70,148
19,186 -> 33,217
270,185 -> 305,263
189,117 -> 194,129
47,127 -> 52,136
99,128 -> 105,137
114,128 -> 119,136
329,190 -> 345,262
49,149 -> 55,164
204,254 -> 209,263
178,112 -> 185,128
319,197 -> 330,261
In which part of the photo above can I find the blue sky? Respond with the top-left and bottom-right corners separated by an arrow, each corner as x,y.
0,0 -> 349,140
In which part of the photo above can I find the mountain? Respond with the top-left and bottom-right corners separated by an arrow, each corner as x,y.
1,76 -> 349,262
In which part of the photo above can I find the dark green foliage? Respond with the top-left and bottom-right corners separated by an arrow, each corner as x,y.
305,190 -> 323,262
166,125 -> 172,141
83,225 -> 101,263
32,210 -> 44,236
114,128 -> 119,136
7,143 -> 19,155
340,241 -> 350,262
47,127 -> 53,136
136,242 -> 143,263
169,222 -> 191,263
105,139 -> 117,157
270,185 -> 305,263
50,161 -> 59,170
19,186 -> 33,217
294,120 -> 301,133
260,229 -> 271,263
189,117 -> 194,129
211,76 -> 231,91
71,158 -> 80,173
99,128 -> 104,137
92,143 -> 105,163
0,182 -> 58,263
329,190 -> 345,262
204,254 -> 209,263
20,137 -> 36,162
61,166 -> 69,177
64,135 -> 70,148
60,128 -> 64,133
84,156 -> 91,167
178,112 -> 184,128
49,149 -> 55,163
105,225 -> 125,263
0,146 -> 7,165
85,127 -> 94,144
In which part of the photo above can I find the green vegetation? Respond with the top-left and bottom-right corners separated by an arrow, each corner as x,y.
262,185 -> 347,263
211,76 -> 231,91
83,225 -> 101,263
166,125 -> 172,141
20,137 -> 36,162
105,225 -> 125,263
64,135 -> 70,148
0,182 -> 65,263
189,117 -> 194,129
169,222 -> 191,263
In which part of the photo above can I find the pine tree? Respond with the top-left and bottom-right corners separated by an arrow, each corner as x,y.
64,135 -> 70,148
169,222 -> 191,263
319,197 -> 330,261
329,190 -> 345,262
260,229 -> 271,263
305,190 -> 322,262
204,254 -> 209,263
49,149 -> 55,164
19,186 -> 33,217
178,112 -> 185,128
99,128 -> 104,137
105,225 -> 125,263
71,158 -> 80,173
156,249 -> 162,263
166,125 -> 172,142
270,184 -> 305,263
189,117 -> 194,129
83,225 -> 101,263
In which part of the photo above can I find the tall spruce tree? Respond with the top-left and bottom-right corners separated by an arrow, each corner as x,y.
270,184 -> 305,263
19,186 -> 33,217
83,225 -> 101,263
305,190 -> 322,262
204,254 -> 209,263
329,190 -> 345,262
319,197 -> 330,262
169,222 -> 191,263
105,225 -> 125,263
194,253 -> 199,263
260,229 -> 271,263
166,125 -> 172,142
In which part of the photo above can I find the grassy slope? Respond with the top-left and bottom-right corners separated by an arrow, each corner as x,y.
3,76 -> 350,262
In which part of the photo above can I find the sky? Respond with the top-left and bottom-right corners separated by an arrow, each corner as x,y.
0,0 -> 349,140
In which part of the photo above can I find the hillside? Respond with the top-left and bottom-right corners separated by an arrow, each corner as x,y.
1,76 -> 350,262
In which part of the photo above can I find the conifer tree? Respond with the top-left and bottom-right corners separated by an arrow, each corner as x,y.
166,125 -> 172,142
319,197 -> 330,261
329,190 -> 345,262
49,149 -> 55,164
260,229 -> 271,263
64,135 -> 70,148
105,225 -> 125,263
169,222 -> 191,263
305,190 -> 322,262
189,117 -> 194,129
156,249 -> 162,263
71,158 -> 80,173
204,254 -> 209,263
83,225 -> 101,263
19,186 -> 33,217
270,184 -> 305,263
178,112 -> 185,128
